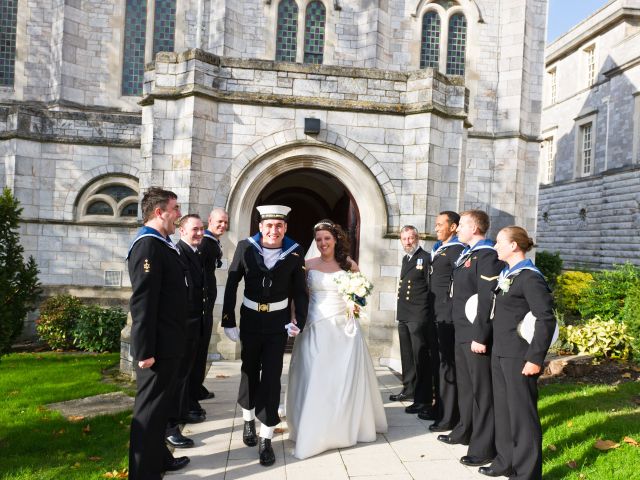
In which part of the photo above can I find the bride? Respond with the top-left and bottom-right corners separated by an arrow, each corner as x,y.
286,220 -> 388,459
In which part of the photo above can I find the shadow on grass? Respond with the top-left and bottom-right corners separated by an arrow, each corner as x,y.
538,382 -> 640,480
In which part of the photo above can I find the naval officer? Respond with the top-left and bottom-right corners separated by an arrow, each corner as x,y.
127,187 -> 190,479
480,226 -> 556,479
222,205 -> 309,466
189,207 -> 229,405
423,211 -> 465,429
392,225 -> 438,418
439,209 -> 504,468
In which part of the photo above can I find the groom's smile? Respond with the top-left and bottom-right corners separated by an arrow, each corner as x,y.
259,219 -> 287,248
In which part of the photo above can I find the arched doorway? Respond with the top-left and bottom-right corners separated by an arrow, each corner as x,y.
250,169 -> 360,261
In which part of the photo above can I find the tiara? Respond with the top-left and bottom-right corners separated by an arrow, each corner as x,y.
314,221 -> 334,229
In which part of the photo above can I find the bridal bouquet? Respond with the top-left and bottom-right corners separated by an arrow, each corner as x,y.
334,272 -> 374,319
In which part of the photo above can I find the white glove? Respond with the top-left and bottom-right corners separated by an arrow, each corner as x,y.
285,322 -> 300,337
224,327 -> 240,342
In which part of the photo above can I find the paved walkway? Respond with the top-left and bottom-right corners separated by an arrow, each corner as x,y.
169,355 -> 484,480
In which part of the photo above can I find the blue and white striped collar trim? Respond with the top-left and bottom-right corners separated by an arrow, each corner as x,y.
247,233 -> 299,261
204,229 -> 220,244
431,237 -> 465,260
126,226 -> 180,259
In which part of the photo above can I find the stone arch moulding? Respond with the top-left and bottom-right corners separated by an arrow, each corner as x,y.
63,165 -> 140,221
411,0 -> 482,22
226,140 -> 395,273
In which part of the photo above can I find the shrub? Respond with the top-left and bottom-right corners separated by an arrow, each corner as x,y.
562,316 -> 634,361
0,188 -> 40,359
554,271 -> 594,319
620,283 -> 640,357
72,305 -> 127,353
535,251 -> 563,287
577,263 -> 640,321
36,295 -> 83,350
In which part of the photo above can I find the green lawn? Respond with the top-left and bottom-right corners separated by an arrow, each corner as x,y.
0,353 -> 131,480
541,381 -> 640,479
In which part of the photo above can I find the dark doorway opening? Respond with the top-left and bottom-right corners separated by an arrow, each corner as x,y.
250,168 -> 360,262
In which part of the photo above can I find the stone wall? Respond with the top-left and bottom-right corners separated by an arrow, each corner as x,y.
537,166 -> 640,270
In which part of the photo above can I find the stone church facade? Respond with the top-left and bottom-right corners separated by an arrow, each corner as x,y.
0,0 -> 547,365
537,0 -> 640,270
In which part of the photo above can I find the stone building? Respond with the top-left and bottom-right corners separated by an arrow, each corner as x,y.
0,0 -> 547,366
537,0 -> 640,270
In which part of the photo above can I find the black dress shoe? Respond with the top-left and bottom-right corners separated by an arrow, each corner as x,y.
437,434 -> 462,445
478,466 -> 513,477
164,456 -> 190,471
181,411 -> 206,424
417,409 -> 436,421
404,403 -> 425,414
200,391 -> 215,400
389,392 -> 413,402
460,455 -> 494,467
243,420 -> 257,447
428,422 -> 452,432
166,433 -> 195,448
258,437 -> 276,466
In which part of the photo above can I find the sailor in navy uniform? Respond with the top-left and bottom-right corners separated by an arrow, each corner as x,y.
189,208 -> 228,403
127,187 -> 190,479
392,225 -> 437,416
438,210 -> 505,468
479,227 -> 556,479
165,214 -> 208,449
423,211 -> 466,429
222,205 -> 309,466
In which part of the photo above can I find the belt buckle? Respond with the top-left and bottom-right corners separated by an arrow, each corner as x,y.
258,303 -> 269,312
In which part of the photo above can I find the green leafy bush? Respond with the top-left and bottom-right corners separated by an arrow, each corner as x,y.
36,295 -> 83,350
554,271 -> 594,319
620,283 -> 640,357
0,188 -> 40,359
72,305 -> 127,353
535,250 -> 563,287
562,316 -> 634,361
577,263 -> 640,321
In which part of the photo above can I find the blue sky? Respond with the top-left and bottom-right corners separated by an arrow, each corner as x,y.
547,0 -> 611,42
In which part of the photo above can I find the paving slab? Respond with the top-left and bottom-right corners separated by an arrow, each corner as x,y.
168,355 -> 490,479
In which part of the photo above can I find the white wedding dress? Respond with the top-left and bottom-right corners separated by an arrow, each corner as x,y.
286,269 -> 388,459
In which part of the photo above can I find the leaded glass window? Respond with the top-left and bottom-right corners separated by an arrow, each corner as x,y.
0,0 -> 18,87
153,0 -> 176,56
420,12 -> 441,69
303,1 -> 325,65
87,201 -> 114,216
96,185 -> 137,202
121,203 -> 139,217
276,0 -> 298,62
446,13 -> 466,76
122,0 -> 147,96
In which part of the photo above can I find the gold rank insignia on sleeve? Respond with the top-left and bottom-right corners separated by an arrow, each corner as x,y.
223,313 -> 228,320
143,259 -> 151,273
480,275 -> 499,281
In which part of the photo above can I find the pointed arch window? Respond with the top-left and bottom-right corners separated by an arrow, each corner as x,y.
276,0 -> 298,62
153,0 -> 176,55
0,0 -> 19,87
446,13 -> 467,76
303,1 -> 325,65
420,11 -> 441,69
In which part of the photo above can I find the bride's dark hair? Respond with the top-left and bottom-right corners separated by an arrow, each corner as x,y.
313,219 -> 351,271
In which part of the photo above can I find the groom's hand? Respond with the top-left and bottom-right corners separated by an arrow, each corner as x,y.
224,327 -> 240,342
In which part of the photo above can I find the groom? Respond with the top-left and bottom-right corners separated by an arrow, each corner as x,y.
222,205 -> 309,466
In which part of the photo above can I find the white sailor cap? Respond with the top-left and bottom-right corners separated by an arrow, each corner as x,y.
256,205 -> 291,221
